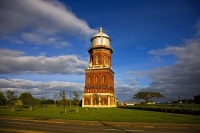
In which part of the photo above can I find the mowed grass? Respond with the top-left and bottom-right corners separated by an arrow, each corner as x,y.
0,106 -> 200,124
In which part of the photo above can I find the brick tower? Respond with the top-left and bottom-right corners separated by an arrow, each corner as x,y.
82,28 -> 116,107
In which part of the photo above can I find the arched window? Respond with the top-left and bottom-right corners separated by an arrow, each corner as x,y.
86,99 -> 89,105
104,55 -> 107,65
96,55 -> 99,64
88,76 -> 91,84
94,99 -> 97,105
95,76 -> 98,84
103,99 -> 106,105
102,75 -> 105,83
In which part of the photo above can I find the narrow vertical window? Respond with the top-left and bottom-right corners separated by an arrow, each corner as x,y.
96,76 -> 98,84
104,56 -> 106,65
86,99 -> 89,105
102,75 -> 105,83
103,99 -> 106,105
96,55 -> 99,64
88,76 -> 91,84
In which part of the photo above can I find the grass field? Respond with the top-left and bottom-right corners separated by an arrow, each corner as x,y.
0,106 -> 200,124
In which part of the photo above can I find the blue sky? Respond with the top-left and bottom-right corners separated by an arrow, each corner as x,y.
0,0 -> 200,102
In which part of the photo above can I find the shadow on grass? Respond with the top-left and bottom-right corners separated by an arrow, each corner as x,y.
15,109 -> 24,111
94,116 -> 131,133
162,112 -> 200,121
120,107 -> 200,122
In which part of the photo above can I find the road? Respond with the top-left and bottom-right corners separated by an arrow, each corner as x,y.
0,119 -> 199,133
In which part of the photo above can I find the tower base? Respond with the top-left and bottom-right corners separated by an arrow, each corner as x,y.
82,93 -> 116,107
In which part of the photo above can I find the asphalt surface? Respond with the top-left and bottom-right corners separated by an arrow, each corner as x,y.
0,116 -> 200,133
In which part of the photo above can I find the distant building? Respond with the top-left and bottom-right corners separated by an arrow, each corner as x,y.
82,28 -> 116,107
194,94 -> 200,104
125,102 -> 140,106
146,101 -> 155,104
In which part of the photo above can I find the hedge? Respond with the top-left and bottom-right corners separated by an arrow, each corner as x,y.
118,105 -> 200,115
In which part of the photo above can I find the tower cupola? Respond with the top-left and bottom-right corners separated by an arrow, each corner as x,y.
91,28 -> 111,48
89,28 -> 113,53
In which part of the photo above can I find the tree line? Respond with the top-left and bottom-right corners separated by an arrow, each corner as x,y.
0,90 -> 80,113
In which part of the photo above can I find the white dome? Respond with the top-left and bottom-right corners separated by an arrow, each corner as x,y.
92,28 -> 110,39
91,28 -> 111,47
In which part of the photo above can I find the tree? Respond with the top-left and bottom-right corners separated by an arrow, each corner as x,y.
15,99 -> 23,107
40,95 -> 46,110
72,91 -> 79,107
53,93 -> 57,108
60,91 -> 67,115
132,92 -> 165,103
19,92 -> 34,107
0,91 -> 6,105
69,94 -> 72,108
72,91 -> 80,113
6,90 -> 17,111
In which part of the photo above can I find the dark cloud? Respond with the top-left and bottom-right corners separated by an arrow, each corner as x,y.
0,49 -> 88,74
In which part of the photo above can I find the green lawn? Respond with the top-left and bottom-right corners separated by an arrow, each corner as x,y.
0,106 -> 200,124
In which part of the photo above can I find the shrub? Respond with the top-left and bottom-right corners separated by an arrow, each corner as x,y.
118,105 -> 200,115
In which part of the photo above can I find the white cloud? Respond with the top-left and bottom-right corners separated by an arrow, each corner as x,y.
0,49 -> 88,74
0,78 -> 84,99
128,78 -> 139,85
0,0 -> 97,46
126,20 -> 200,102
128,38 -> 200,101
21,32 -> 71,47
115,84 -> 141,102
0,76 -> 140,101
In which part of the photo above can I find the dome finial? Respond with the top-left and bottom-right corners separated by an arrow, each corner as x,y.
99,27 -> 103,32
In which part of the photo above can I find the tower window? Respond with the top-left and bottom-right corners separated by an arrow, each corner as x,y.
95,76 -> 98,84
88,76 -> 91,84
104,55 -> 107,65
103,99 -> 106,105
102,75 -> 105,83
96,55 -> 99,64
86,99 -> 89,105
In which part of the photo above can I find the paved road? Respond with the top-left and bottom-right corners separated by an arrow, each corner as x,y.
0,119 -> 200,133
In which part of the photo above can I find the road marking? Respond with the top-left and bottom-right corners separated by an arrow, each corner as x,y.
104,129 -> 143,132
0,128 -> 44,133
126,130 -> 144,132
7,121 -> 31,124
104,129 -> 119,130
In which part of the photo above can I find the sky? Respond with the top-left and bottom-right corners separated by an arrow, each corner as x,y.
0,0 -> 200,102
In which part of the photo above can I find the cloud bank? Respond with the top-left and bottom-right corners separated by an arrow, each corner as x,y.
0,49 -> 88,74
128,37 -> 200,102
0,0 -> 96,47
0,78 -> 84,99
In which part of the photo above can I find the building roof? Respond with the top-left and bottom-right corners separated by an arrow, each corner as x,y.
92,28 -> 110,39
